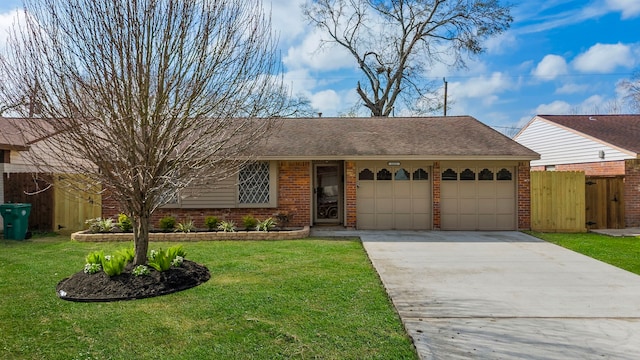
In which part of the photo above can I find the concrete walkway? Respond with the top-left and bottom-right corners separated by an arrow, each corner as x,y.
311,229 -> 640,359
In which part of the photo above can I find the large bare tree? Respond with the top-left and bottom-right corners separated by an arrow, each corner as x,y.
621,70 -> 640,113
0,0 -> 291,265
303,0 -> 512,116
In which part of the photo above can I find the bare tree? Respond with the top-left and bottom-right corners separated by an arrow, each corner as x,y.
303,0 -> 512,116
621,70 -> 640,113
0,0 -> 292,265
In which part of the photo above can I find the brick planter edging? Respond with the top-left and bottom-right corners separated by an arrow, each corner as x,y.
71,226 -> 310,242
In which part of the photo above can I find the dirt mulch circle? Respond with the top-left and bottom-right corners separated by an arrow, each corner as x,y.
56,260 -> 210,302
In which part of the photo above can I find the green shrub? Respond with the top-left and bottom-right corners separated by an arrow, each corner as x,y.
117,213 -> 133,232
85,250 -> 105,265
242,215 -> 258,230
116,247 -> 135,263
83,263 -> 102,274
175,219 -> 195,233
204,216 -> 219,231
256,217 -> 277,232
217,220 -> 236,232
102,254 -> 127,277
85,217 -> 115,233
159,216 -> 176,231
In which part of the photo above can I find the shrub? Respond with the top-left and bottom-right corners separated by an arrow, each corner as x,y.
83,263 -> 102,274
204,216 -> 219,231
117,213 -> 133,232
85,250 -> 105,265
275,211 -> 291,229
148,245 -> 186,272
217,220 -> 236,232
256,217 -> 277,232
132,265 -> 150,277
102,254 -> 127,277
159,216 -> 176,231
116,247 -> 135,263
175,219 -> 195,233
85,217 -> 115,233
242,215 -> 258,230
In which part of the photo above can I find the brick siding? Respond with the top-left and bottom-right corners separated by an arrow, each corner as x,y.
432,161 -> 441,230
517,161 -> 531,230
345,161 -> 357,228
531,160 -> 625,176
625,159 -> 640,227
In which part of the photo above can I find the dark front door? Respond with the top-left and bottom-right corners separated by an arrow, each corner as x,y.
314,164 -> 342,224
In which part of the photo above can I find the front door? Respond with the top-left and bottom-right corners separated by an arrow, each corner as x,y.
314,163 -> 342,224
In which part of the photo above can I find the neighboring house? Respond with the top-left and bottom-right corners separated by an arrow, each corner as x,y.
0,117 -> 101,233
101,116 -> 539,231
514,114 -> 640,228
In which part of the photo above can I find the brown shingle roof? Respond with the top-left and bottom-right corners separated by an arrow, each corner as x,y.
254,116 -> 539,159
538,114 -> 640,154
0,117 -> 30,151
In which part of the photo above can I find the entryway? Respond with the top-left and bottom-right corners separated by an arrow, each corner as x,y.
313,162 -> 342,225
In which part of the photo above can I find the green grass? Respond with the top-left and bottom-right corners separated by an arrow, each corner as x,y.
527,231 -> 640,275
0,235 -> 416,360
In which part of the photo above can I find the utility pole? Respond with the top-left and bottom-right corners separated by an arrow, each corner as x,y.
443,77 -> 448,117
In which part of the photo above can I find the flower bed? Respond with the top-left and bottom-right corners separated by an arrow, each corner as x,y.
71,226 -> 310,242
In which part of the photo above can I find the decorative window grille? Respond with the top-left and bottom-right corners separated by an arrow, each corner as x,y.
479,168 -> 494,181
497,168 -> 513,181
358,168 -> 374,180
377,168 -> 392,180
413,168 -> 429,180
460,168 -> 475,180
238,162 -> 270,204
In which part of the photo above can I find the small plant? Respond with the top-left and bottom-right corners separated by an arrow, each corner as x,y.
132,265 -> 150,277
85,250 -> 105,265
204,216 -> 220,231
148,245 -> 187,272
175,219 -> 196,233
117,213 -> 133,232
116,247 -> 135,263
275,211 -> 291,229
256,217 -> 277,232
83,263 -> 102,274
159,215 -> 177,231
85,217 -> 115,233
242,215 -> 258,230
217,220 -> 236,232
101,254 -> 127,277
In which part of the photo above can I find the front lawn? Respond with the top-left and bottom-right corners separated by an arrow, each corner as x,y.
0,236 -> 416,360
527,231 -> 640,275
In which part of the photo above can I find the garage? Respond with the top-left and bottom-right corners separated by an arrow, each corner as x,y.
356,161 -> 432,230
440,163 -> 516,230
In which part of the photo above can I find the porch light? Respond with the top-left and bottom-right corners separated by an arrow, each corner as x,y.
387,161 -> 400,166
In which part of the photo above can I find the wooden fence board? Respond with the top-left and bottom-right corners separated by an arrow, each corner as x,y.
53,174 -> 102,234
3,173 -> 54,232
585,176 -> 624,229
530,171 -> 586,232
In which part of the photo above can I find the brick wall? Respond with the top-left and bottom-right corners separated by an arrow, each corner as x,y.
625,159 -> 640,227
345,161 -> 357,228
532,161 -> 625,176
518,161 -> 531,230
103,161 -> 312,229
432,161 -> 441,230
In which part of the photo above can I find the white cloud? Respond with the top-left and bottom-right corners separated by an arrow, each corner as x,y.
606,0 -> 640,19
532,54 -> 568,80
450,72 -> 513,101
572,43 -> 635,73
555,83 -> 589,94
269,0 -> 307,45
310,89 -> 341,115
0,9 -> 21,47
535,100 -> 572,114
283,29 -> 355,71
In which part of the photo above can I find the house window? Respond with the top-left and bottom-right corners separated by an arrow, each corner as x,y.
442,169 -> 457,180
413,168 -> 429,180
460,168 -> 475,180
479,168 -> 493,181
238,161 -> 270,204
377,168 -> 392,180
497,168 -> 512,181
359,168 -> 374,180
394,168 -> 410,180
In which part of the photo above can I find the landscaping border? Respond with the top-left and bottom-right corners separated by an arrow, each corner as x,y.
71,226 -> 310,242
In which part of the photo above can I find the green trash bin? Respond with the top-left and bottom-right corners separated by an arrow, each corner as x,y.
0,203 -> 32,240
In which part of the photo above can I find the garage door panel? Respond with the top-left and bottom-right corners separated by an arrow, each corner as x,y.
357,198 -> 375,213
375,214 -> 393,229
478,215 -> 497,230
394,198 -> 412,213
459,183 -> 476,197
496,182 -> 514,197
358,182 -> 375,197
441,215 -> 457,230
375,182 -> 393,197
413,199 -> 429,213
441,199 -> 457,214
441,183 -> 457,197
412,183 -> 430,197
394,214 -> 412,229
477,182 -> 496,198
496,215 -> 515,229
358,214 -> 376,229
376,200 -> 393,213
394,183 -> 411,197
478,199 -> 496,214
496,198 -> 514,213
458,215 -> 477,230
459,199 -> 477,213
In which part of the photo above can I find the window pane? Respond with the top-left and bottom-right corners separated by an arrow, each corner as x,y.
497,168 -> 512,180
442,168 -> 457,180
460,168 -> 475,180
479,168 -> 493,181
395,168 -> 410,180
413,168 -> 429,180
358,168 -> 374,180
377,168 -> 392,180
238,162 -> 270,204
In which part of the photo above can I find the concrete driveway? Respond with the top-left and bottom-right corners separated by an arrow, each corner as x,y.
313,230 -> 640,359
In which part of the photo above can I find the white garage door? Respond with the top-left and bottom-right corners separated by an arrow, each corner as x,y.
356,162 -> 432,230
441,165 -> 516,230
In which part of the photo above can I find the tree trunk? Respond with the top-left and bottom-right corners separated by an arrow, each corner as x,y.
132,213 -> 150,266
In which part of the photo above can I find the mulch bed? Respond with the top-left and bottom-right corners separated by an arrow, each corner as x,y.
56,260 -> 210,302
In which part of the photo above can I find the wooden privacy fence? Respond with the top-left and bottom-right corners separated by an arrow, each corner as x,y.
530,171 -> 586,232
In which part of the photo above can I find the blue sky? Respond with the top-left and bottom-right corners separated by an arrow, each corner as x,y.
1,0 -> 639,132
